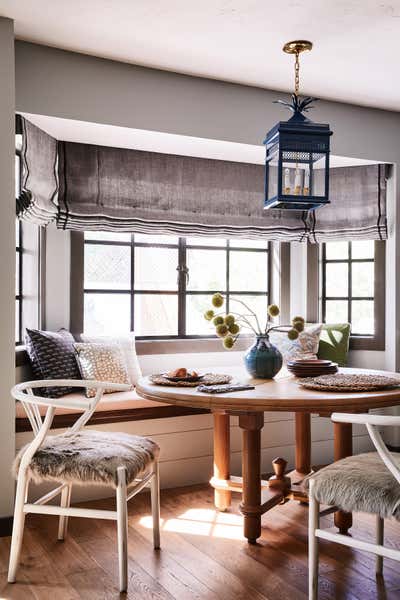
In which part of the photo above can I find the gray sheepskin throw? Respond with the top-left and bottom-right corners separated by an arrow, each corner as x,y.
307,452 -> 400,520
13,430 -> 160,487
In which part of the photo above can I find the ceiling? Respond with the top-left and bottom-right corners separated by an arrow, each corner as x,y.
22,112 -> 379,168
2,1 -> 400,111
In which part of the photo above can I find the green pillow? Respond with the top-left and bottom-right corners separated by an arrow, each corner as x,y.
316,323 -> 351,367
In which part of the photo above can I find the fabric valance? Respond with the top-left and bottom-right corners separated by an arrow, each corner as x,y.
17,116 -> 388,242
16,117 -> 58,226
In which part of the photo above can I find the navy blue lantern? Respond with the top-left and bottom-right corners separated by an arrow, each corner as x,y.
264,41 -> 333,211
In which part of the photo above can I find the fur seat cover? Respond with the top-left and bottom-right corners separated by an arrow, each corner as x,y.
308,452 -> 400,520
13,430 -> 160,487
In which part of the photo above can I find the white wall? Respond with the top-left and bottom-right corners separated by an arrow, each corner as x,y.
0,18 -> 16,518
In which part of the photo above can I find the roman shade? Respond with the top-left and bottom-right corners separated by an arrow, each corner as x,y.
16,117 -> 58,226
308,164 -> 387,242
17,117 -> 388,243
57,142 -> 308,241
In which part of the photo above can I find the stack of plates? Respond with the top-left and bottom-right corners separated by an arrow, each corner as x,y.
287,359 -> 338,378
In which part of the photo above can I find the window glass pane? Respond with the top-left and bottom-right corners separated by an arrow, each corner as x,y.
15,155 -> 20,197
229,251 -> 268,292
84,293 -> 131,335
186,237 -> 226,247
134,247 -> 178,291
134,294 -> 178,336
351,240 -> 374,259
134,234 -> 179,245
230,295 -> 269,333
325,300 -> 348,324
186,294 -> 216,335
325,263 -> 348,297
15,299 -> 20,343
351,300 -> 374,335
85,231 -> 131,242
15,219 -> 20,246
352,262 -> 374,297
187,249 -> 226,291
16,251 -> 20,295
229,239 -> 269,249
85,244 -> 131,290
325,242 -> 348,260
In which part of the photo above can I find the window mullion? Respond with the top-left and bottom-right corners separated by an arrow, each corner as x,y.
130,233 -> 135,332
226,240 -> 230,314
178,238 -> 187,336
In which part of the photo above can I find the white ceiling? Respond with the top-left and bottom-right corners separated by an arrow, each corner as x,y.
2,1 -> 400,111
22,112 -> 379,168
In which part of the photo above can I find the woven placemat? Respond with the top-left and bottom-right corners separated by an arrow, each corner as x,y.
149,373 -> 232,387
298,373 -> 400,392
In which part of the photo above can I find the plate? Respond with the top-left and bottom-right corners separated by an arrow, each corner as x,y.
163,373 -> 205,383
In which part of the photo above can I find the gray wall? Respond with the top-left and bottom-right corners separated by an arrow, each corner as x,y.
1,39 -> 398,514
0,18 -> 16,517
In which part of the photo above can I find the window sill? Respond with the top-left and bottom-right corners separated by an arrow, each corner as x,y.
349,336 -> 385,352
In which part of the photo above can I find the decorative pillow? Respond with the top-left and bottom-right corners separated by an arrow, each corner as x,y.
269,324 -> 323,363
73,342 -> 132,398
317,323 -> 351,367
25,328 -> 81,398
80,332 -> 142,386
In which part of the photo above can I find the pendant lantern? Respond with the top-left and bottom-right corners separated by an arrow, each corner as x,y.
264,41 -> 333,211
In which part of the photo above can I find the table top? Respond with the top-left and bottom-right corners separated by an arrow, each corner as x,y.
136,366 -> 400,413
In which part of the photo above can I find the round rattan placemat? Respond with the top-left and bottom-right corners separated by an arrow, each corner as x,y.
298,373 -> 400,392
149,373 -> 232,387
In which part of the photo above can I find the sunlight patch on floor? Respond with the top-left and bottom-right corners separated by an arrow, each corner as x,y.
139,507 -> 244,540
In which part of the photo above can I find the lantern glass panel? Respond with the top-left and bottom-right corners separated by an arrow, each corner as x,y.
312,153 -> 327,197
266,156 -> 278,203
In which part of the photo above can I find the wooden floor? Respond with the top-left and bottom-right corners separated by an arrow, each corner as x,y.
0,484 -> 399,600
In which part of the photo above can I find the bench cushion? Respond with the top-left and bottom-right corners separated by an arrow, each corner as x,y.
15,389 -> 167,419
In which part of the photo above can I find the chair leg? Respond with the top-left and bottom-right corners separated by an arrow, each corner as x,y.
116,466 -> 128,593
150,460 -> 161,550
308,480 -> 320,600
58,483 -> 72,541
376,516 -> 384,575
8,472 -> 29,583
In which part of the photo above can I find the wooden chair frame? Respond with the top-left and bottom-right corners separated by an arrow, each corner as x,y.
309,412 -> 400,600
8,379 -> 161,593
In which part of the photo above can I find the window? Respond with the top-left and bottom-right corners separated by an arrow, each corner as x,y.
15,152 -> 22,344
15,219 -> 23,344
83,233 -> 271,339
321,240 -> 385,350
15,146 -> 43,347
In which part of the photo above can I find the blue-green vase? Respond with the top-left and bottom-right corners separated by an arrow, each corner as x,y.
244,334 -> 283,379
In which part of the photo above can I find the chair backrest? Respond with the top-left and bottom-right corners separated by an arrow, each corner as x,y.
12,380 -> 131,475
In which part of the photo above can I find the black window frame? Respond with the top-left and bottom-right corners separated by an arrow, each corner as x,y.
320,240 -> 385,351
80,234 -> 272,340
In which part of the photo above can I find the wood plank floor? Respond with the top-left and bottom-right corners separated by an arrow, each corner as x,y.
0,484 -> 399,599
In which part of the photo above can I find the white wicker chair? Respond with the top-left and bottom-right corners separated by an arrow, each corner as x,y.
9,379 -> 161,593
309,413 -> 400,600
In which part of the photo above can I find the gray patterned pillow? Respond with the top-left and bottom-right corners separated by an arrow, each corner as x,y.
74,342 -> 132,398
25,328 -> 81,398
269,324 -> 323,363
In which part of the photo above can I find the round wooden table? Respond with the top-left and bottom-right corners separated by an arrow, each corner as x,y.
136,366 -> 400,544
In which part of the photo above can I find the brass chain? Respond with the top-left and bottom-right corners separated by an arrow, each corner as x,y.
294,50 -> 300,95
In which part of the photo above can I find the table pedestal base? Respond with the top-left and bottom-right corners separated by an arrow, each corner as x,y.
210,411 -> 354,543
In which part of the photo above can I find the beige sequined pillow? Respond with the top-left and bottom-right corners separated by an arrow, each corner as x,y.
74,343 -> 132,398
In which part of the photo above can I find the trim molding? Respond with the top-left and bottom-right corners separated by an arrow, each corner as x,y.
0,516 -> 13,537
16,404 -> 210,433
